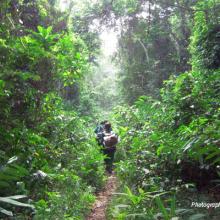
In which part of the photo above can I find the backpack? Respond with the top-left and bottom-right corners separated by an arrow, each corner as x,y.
103,132 -> 118,149
96,132 -> 104,145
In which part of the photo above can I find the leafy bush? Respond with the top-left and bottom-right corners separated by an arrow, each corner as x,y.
0,16 -> 105,219
108,1 -> 220,218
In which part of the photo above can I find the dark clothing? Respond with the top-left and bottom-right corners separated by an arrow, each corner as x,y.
103,148 -> 116,173
94,124 -> 104,134
96,132 -> 104,146
95,124 -> 104,145
95,123 -> 116,173
102,131 -> 117,173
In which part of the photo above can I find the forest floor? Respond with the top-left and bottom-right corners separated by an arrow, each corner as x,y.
86,173 -> 117,220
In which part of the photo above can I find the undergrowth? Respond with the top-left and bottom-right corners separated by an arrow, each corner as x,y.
107,1 -> 220,219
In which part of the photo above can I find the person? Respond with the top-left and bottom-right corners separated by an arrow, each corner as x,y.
94,120 -> 107,146
94,120 -> 106,134
102,122 -> 118,174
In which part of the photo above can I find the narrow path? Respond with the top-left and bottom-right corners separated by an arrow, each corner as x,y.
86,174 -> 117,220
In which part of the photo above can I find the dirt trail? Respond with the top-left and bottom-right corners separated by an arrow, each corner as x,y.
86,174 -> 117,220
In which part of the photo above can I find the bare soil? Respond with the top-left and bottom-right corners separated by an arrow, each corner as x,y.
86,174 -> 117,220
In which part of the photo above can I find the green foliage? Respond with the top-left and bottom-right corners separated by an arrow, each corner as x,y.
109,0 -> 194,101
0,156 -> 28,189
35,170 -> 96,219
190,0 -> 220,70
110,66 -> 219,217
0,157 -> 33,217
0,1 -> 105,219
1,0 -> 220,219
108,1 -> 220,219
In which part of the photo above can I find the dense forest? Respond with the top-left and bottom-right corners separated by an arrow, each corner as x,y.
0,0 -> 220,219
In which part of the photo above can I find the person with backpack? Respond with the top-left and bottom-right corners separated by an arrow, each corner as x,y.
94,120 -> 107,146
102,122 -> 118,174
94,120 -> 106,134
95,120 -> 113,145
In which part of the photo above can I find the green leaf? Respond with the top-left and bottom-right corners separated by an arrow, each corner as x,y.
0,197 -> 34,209
11,165 -> 29,176
183,138 -> 198,152
155,196 -> 169,220
7,156 -> 18,164
5,195 -> 27,200
75,52 -> 81,59
47,26 -> 53,35
37,26 -> 43,34
170,195 -> 176,217
0,79 -> 5,89
0,207 -> 13,216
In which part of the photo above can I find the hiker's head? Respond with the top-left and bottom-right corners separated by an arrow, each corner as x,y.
101,120 -> 108,125
104,122 -> 111,132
